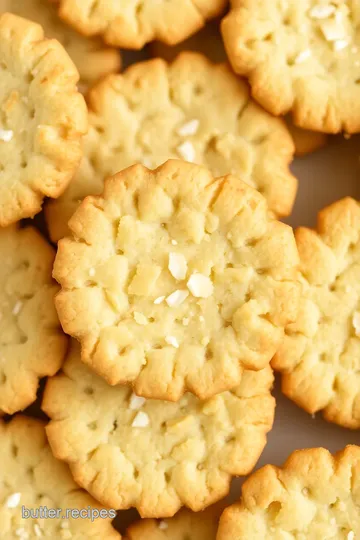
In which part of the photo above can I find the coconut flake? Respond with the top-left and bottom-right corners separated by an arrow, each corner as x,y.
134,312 -> 148,325
168,253 -> 187,281
0,129 -> 13,142
177,119 -> 199,137
166,290 -> 189,307
6,492 -> 21,508
129,393 -> 146,410
165,336 -> 179,348
132,411 -> 149,428
154,296 -> 165,305
309,4 -> 335,19
187,273 -> 213,298
177,141 -> 196,162
294,49 -> 312,64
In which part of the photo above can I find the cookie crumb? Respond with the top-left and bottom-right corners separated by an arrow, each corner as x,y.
158,520 -> 168,530
168,253 -> 188,280
132,411 -> 150,428
177,119 -> 199,136
0,129 -> 13,142
294,49 -> 312,64
187,273 -> 213,298
6,492 -> 21,508
129,393 -> 146,410
134,312 -> 148,325
166,290 -> 189,307
12,301 -> 23,316
165,336 -> 180,348
177,141 -> 196,162
154,296 -> 165,305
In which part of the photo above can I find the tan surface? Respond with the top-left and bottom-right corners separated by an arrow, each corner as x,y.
43,340 -> 275,517
53,160 -> 300,400
273,197 -> 360,429
0,0 -> 121,83
217,445 -> 360,539
52,0 -> 226,49
126,504 -> 221,540
0,225 -> 67,415
222,0 -> 360,133
46,52 -> 297,242
0,416 -> 120,539
0,13 -> 87,226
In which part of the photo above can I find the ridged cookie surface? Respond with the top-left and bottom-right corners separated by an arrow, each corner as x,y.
46,53 -> 297,242
273,197 -> 360,429
0,225 -> 67,414
0,416 -> 120,539
0,13 -> 87,225
43,341 -> 275,517
222,0 -> 360,133
217,446 -> 360,539
53,160 -> 300,400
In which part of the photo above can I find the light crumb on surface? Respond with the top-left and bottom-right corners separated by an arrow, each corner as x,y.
129,393 -> 146,410
177,119 -> 199,136
154,296 -> 165,305
158,520 -> 168,530
176,141 -> 196,162
187,274 -> 213,298
132,411 -> 150,428
134,312 -> 148,325
6,492 -> 21,508
0,129 -> 13,142
165,336 -> 180,348
352,312 -> 360,336
168,253 -> 188,280
166,290 -> 189,307
309,5 -> 335,19
294,49 -> 312,64
12,301 -> 22,316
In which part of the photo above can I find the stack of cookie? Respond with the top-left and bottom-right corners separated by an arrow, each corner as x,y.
0,0 -> 360,538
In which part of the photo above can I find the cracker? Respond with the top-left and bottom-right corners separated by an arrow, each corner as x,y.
0,0 -> 121,84
222,0 -> 360,133
53,160 -> 300,400
52,0 -> 226,49
0,13 -> 87,226
126,504 -> 222,540
0,415 -> 120,539
46,52 -> 297,242
217,446 -> 360,539
0,225 -> 67,414
273,197 -> 360,429
42,340 -> 275,517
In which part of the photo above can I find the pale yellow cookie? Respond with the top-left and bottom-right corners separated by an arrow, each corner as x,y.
285,116 -> 328,157
52,0 -> 226,49
217,446 -> 360,539
222,0 -> 360,133
150,20 -> 227,63
273,197 -> 360,429
0,225 -> 67,414
43,340 -> 275,517
46,53 -> 297,242
53,160 -> 300,400
0,0 -> 121,84
0,415 -> 120,539
0,13 -> 87,226
126,504 -> 222,540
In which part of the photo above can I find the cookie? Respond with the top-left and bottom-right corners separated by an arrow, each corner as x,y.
126,504 -> 222,540
222,1 -> 360,133
46,52 -> 297,242
42,340 -> 275,517
285,116 -> 328,157
0,0 -> 121,84
0,13 -> 87,226
150,21 -> 227,63
53,160 -> 300,400
217,445 -> 360,539
273,197 -> 360,429
52,0 -> 226,49
0,225 -> 67,414
0,415 -> 120,539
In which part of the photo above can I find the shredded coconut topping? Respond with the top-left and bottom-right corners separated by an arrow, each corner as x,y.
177,140 -> 196,162
165,336 -> 180,348
294,49 -> 312,64
6,492 -> 21,508
168,253 -> 188,280
154,296 -> 165,305
187,273 -> 214,298
166,289 -> 189,307
132,411 -> 150,427
129,393 -> 146,410
177,119 -> 199,136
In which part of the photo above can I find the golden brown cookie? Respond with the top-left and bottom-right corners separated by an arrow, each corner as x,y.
0,12 -> 87,226
52,0 -> 226,49
0,225 -> 67,414
0,0 -> 121,84
273,197 -> 360,429
46,53 -> 297,242
43,340 -> 275,517
222,0 -> 360,133
53,160 -> 300,400
217,446 -> 360,539
0,415 -> 120,539
285,116 -> 328,157
126,504 -> 222,540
